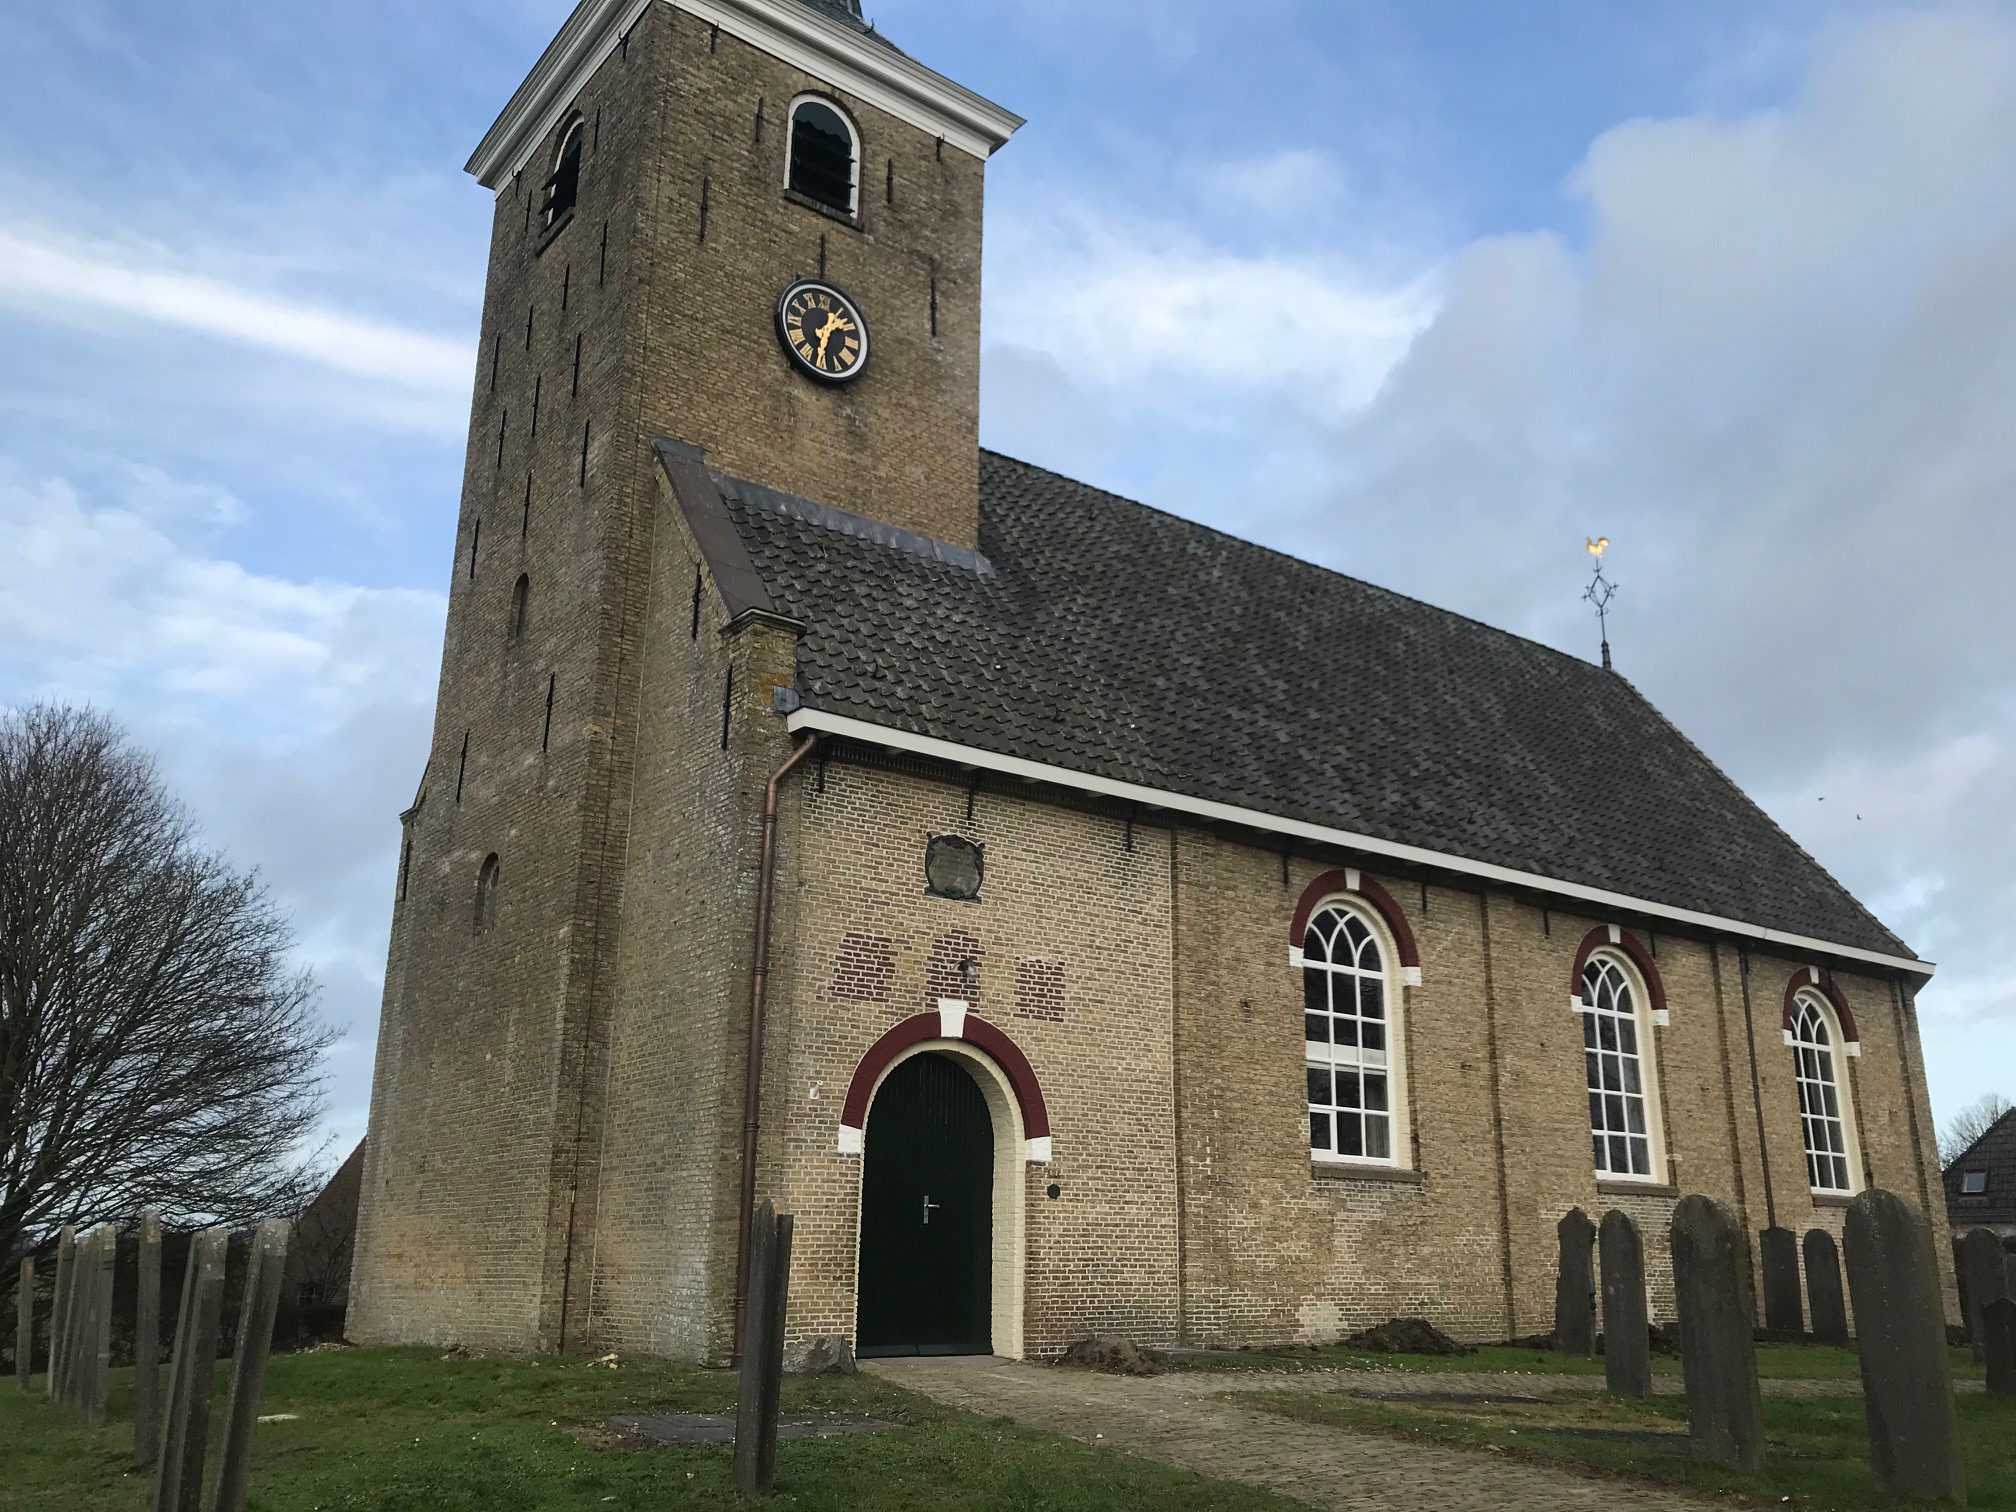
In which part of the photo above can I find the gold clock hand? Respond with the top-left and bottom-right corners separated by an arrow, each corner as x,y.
814,311 -> 849,365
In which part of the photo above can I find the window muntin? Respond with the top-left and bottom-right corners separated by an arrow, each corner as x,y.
1304,904 -> 1396,1163
1789,992 -> 1856,1194
544,119 -> 584,228
788,97 -> 858,215
1581,954 -> 1656,1179
1961,1170 -> 1989,1196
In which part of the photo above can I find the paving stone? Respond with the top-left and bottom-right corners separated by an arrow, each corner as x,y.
868,1356 -> 1710,1512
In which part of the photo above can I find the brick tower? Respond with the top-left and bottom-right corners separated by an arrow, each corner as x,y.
348,0 -> 1020,1356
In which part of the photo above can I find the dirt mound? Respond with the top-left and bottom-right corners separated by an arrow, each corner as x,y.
1343,1318 -> 1473,1357
1056,1337 -> 1169,1376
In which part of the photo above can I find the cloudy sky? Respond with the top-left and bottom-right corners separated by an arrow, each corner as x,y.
2,0 -> 2012,1162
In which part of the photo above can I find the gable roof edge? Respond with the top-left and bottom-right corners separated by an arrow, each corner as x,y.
1946,1106 -> 2016,1173
786,705 -> 1935,979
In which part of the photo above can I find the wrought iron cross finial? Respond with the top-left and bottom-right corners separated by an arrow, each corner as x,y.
1583,536 -> 1618,671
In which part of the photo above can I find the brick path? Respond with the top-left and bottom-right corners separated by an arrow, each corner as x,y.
866,1356 -> 1713,1511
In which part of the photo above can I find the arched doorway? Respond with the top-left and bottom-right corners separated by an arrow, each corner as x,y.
856,1052 -> 994,1356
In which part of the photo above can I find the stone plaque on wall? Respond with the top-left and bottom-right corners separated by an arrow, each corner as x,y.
925,835 -> 984,902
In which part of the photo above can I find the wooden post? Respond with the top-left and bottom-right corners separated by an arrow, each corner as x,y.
58,1228 -> 89,1410
15,1255 -> 33,1391
210,1218 -> 291,1512
85,1225 -> 116,1425
48,1225 -> 75,1399
135,1210 -> 162,1460
153,1228 -> 227,1512
732,1201 -> 795,1498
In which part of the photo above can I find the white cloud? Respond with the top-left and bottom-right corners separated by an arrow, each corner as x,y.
1299,7 -> 2016,1115
0,467 -> 443,715
0,225 -> 472,397
0,465 -> 444,1144
987,208 -> 1438,414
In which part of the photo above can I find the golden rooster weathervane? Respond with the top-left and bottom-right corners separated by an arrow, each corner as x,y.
1584,536 -> 1617,670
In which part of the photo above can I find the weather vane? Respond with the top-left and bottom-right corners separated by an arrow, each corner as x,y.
1583,536 -> 1617,670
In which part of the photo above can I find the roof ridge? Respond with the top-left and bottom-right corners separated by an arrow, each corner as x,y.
979,447 -> 1914,959
979,447 -> 1621,683
1947,1105 -> 2016,1172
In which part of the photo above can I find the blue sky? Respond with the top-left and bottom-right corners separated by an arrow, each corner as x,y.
3,0 -> 2013,1162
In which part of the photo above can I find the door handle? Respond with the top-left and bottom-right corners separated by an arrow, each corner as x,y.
922,1195 -> 940,1225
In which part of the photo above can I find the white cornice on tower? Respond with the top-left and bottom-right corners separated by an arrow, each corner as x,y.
466,0 -> 1024,190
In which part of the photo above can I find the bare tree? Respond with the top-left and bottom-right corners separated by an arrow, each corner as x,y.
1940,1091 -> 2014,1167
0,705 -> 331,1263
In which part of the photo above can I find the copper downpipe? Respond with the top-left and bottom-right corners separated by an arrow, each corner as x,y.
733,731 -> 820,1351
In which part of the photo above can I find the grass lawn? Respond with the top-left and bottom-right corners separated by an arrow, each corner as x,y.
1248,1384 -> 2016,1510
0,1347 -> 1304,1511
1175,1340 -> 1986,1382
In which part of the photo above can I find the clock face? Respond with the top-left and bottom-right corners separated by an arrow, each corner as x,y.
775,280 -> 870,384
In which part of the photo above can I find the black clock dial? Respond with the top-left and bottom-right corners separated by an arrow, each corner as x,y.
776,279 -> 870,383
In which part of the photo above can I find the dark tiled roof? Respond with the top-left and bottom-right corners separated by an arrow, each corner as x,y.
1946,1110 -> 2016,1229
701,449 -> 1910,960
795,0 -> 905,55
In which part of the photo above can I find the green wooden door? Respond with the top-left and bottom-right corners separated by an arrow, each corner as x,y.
856,1053 -> 994,1356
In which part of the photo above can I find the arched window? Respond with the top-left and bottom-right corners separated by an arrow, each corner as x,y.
543,118 -> 585,228
1303,902 -> 1405,1165
510,573 -> 530,641
1789,991 -> 1858,1194
788,97 -> 859,215
1579,953 -> 1664,1180
474,853 -> 500,933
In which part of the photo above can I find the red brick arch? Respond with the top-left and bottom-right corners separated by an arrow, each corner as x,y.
1782,965 -> 1860,1045
837,1010 -> 1051,1156
1289,869 -> 1421,971
1570,925 -> 1668,1023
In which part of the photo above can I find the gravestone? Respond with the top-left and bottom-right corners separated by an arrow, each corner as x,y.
1759,1225 -> 1804,1335
734,1202 -> 796,1498
1671,1194 -> 1764,1469
1959,1227 -> 2009,1365
1599,1210 -> 1651,1397
135,1210 -> 162,1462
14,1256 -> 30,1390
213,1218 -> 292,1512
1553,1207 -> 1596,1355
154,1228 -> 228,1512
1987,1297 -> 2016,1400
1843,1190 -> 1964,1503
48,1225 -> 74,1400
1803,1229 -> 1850,1346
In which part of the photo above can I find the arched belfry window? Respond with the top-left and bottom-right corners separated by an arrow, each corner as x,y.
474,853 -> 500,933
788,96 -> 859,215
510,573 -> 530,641
1579,952 -> 1666,1181
1789,990 -> 1859,1194
1302,902 -> 1407,1165
544,118 -> 585,228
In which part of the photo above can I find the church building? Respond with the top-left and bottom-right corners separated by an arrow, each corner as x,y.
349,0 -> 1951,1362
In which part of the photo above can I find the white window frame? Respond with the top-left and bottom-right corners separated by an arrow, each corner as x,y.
1961,1170 -> 1989,1196
785,93 -> 861,217
1301,897 -> 1410,1169
1579,948 -> 1668,1183
1787,988 -> 1862,1196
